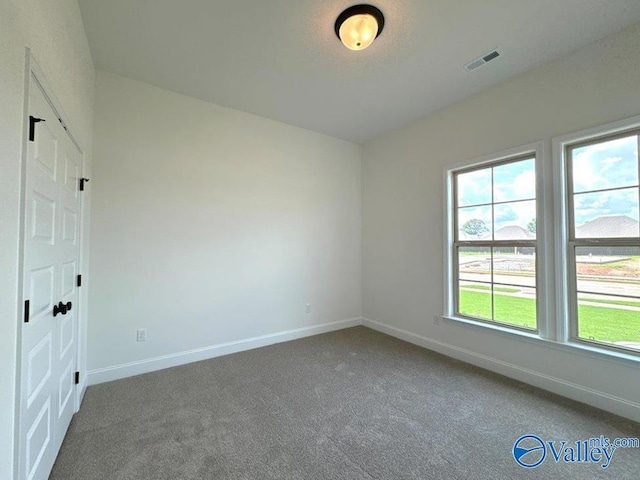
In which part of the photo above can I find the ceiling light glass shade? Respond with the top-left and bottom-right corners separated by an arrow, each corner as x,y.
339,14 -> 378,50
335,5 -> 385,51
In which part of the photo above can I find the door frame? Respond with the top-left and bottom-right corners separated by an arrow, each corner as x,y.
15,48 -> 89,479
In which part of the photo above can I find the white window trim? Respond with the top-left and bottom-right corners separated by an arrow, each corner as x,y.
443,141 -> 547,333
442,118 -> 640,365
553,114 -> 640,358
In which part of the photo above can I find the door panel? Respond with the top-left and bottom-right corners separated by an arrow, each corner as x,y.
26,333 -> 52,408
63,152 -> 80,198
61,261 -> 75,297
61,208 -> 78,244
55,133 -> 81,450
25,399 -> 51,480
27,266 -> 55,322
59,314 -> 74,358
33,122 -> 57,179
57,360 -> 75,419
21,79 -> 62,480
30,193 -> 56,243
20,77 -> 83,480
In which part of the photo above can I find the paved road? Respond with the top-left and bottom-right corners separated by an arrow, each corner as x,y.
461,272 -> 640,298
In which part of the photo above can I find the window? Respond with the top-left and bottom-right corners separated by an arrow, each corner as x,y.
452,152 -> 539,331
566,132 -> 640,354
445,120 -> 640,360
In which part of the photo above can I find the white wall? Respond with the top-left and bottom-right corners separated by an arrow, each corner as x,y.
0,1 -> 94,478
362,22 -> 640,421
88,72 -> 361,376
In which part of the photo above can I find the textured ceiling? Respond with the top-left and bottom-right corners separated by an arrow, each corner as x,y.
79,1 -> 640,143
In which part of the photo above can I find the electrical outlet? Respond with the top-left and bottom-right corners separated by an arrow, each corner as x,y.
136,329 -> 147,342
433,315 -> 440,326
305,303 -> 312,313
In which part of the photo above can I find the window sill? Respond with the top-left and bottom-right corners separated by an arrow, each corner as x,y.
440,314 -> 640,368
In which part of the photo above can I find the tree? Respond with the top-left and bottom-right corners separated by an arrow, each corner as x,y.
461,218 -> 489,237
527,218 -> 536,234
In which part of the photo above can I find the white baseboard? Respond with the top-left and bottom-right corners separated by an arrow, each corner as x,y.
86,315 -> 640,423
362,317 -> 640,423
88,317 -> 362,386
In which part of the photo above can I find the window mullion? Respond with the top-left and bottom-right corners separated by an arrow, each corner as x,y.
536,146 -> 553,341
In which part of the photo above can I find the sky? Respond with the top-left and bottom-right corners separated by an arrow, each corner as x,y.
571,135 -> 639,227
457,158 -> 537,238
457,135 -> 640,238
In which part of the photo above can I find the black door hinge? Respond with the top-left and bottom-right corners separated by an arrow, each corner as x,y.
79,178 -> 90,191
77,274 -> 82,287
24,300 -> 30,323
28,116 -> 45,142
75,371 -> 80,385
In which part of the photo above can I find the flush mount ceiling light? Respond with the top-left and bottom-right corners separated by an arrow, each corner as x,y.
335,4 -> 385,51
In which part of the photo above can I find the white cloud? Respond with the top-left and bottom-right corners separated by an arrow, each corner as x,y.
572,136 -> 638,193
512,170 -> 536,199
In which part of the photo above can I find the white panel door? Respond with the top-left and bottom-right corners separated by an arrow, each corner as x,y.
19,78 -> 82,480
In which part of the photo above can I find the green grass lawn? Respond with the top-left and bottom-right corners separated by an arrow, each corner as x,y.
577,304 -> 640,345
459,290 -> 640,345
459,290 -> 536,329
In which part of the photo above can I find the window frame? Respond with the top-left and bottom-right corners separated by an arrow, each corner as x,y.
444,118 -> 640,363
558,123 -> 640,356
444,142 -> 547,334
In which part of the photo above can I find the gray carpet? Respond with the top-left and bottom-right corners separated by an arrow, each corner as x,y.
51,327 -> 640,479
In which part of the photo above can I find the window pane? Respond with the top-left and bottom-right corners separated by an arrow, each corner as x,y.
494,284 -> 537,330
457,168 -> 492,207
577,293 -> 640,353
493,158 -> 536,203
494,200 -> 536,240
456,246 -> 537,329
492,247 -> 536,288
458,205 -> 492,240
574,188 -> 639,238
575,247 -> 640,352
458,281 -> 492,320
575,246 -> 640,296
571,135 -> 639,194
453,155 -> 537,331
458,246 -> 491,283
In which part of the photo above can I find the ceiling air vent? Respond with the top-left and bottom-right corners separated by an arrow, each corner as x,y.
465,50 -> 501,72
